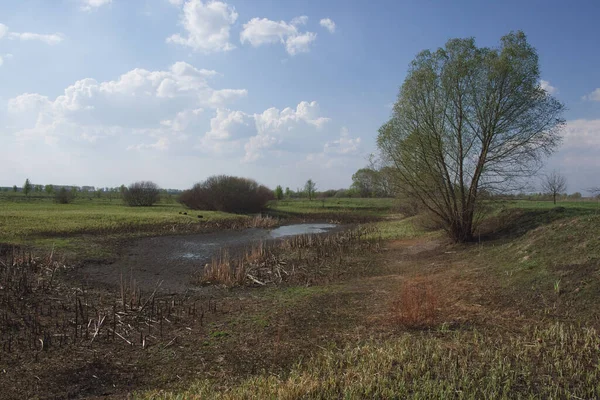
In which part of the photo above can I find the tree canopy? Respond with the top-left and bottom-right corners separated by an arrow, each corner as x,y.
378,31 -> 565,242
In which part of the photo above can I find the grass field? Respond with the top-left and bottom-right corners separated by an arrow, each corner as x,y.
268,197 -> 396,215
3,193 -> 600,398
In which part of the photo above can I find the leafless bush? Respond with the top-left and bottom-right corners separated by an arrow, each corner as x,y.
55,187 -> 74,204
393,197 -> 422,217
123,181 -> 160,207
179,175 -> 274,213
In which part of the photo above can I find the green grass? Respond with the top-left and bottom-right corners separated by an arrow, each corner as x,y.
268,197 -> 395,216
139,323 -> 600,399
0,198 -> 236,241
0,195 -> 241,257
502,199 -> 600,212
368,216 -> 437,240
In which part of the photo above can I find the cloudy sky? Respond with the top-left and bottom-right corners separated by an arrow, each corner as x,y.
1,0 -> 599,192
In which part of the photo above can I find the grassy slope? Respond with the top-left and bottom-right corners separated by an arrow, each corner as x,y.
139,202 -> 600,399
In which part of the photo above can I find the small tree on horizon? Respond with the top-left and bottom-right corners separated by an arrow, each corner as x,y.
45,184 -> 54,195
12,185 -> 17,193
23,179 -> 32,197
274,185 -> 284,200
304,179 -> 317,200
542,170 -> 567,205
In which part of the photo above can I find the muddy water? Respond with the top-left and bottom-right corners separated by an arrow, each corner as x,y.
77,224 -> 339,293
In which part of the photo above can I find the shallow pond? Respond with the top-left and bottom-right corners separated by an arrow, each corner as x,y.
269,223 -> 337,238
78,223 -> 341,292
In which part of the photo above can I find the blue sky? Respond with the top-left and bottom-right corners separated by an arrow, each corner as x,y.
1,0 -> 599,192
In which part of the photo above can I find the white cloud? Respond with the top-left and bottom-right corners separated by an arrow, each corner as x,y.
81,0 -> 112,11
195,101 -> 332,161
7,62 -> 246,149
167,0 -> 238,53
285,32 -> 317,55
0,56 -> 3,67
208,88 -> 248,107
240,17 -> 317,55
244,101 -> 330,161
161,108 -> 203,132
290,16 -> 308,26
168,0 -> 184,5
205,108 -> 255,140
0,23 -> 64,45
0,23 -> 8,39
324,127 -> 361,155
583,88 -> 600,102
8,32 -> 64,45
540,79 -> 557,95
319,18 -> 336,33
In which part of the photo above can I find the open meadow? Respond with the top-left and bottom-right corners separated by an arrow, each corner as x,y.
2,193 -> 600,399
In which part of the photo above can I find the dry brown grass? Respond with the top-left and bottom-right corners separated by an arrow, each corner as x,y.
199,226 -> 382,287
390,278 -> 438,328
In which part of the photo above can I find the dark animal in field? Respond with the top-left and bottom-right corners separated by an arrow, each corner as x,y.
178,211 -> 182,214
183,212 -> 188,215
198,215 -> 203,219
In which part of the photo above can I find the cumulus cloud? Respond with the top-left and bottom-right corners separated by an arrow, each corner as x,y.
319,18 -> 336,33
6,62 -> 246,149
583,88 -> 600,102
194,101 -> 332,161
240,17 -> 317,55
244,101 -> 330,161
81,0 -> 112,11
167,0 -> 238,53
540,79 -> 557,95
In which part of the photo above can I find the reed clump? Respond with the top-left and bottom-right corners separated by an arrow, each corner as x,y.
199,226 -> 382,287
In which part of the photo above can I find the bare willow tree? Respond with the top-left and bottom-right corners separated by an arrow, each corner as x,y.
542,170 -> 567,204
378,31 -> 565,242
